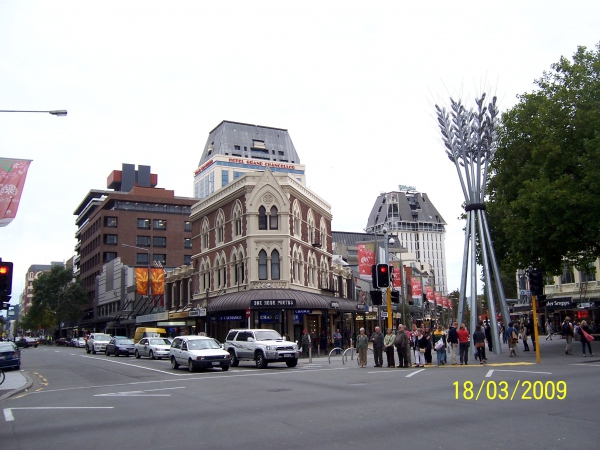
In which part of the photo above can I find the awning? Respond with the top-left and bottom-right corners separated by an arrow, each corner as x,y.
207,289 -> 359,312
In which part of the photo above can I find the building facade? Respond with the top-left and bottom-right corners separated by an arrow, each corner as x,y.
365,188 -> 448,294
73,164 -> 197,332
19,262 -> 63,318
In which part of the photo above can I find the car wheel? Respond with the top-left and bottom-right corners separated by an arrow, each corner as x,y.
34,344 -> 38,348
135,350 -> 141,359
92,347 -> 97,354
286,359 -> 298,368
86,346 -> 91,354
171,357 -> 179,370
114,349 -> 119,357
229,350 -> 239,367
105,348 -> 110,356
221,364 -> 229,371
255,352 -> 268,369
149,350 -> 155,360
188,360 -> 196,373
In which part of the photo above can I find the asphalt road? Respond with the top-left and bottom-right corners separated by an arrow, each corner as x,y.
1,340 -> 599,450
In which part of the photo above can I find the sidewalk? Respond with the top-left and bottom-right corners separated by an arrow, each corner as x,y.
0,370 -> 31,400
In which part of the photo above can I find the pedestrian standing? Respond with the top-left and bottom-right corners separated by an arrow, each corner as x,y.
521,323 -> 530,351
484,320 -> 493,352
473,325 -> 487,364
578,320 -> 594,357
371,326 -> 384,367
395,325 -> 409,368
433,325 -> 447,366
447,322 -> 459,365
333,329 -> 342,354
507,321 -> 519,357
301,330 -> 311,358
545,320 -> 553,340
457,323 -> 470,365
356,327 -> 369,368
414,329 -> 427,367
424,327 -> 433,365
383,328 -> 396,367
410,324 -> 419,365
526,319 -> 536,351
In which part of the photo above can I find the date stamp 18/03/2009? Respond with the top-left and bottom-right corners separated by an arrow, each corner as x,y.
453,380 -> 566,401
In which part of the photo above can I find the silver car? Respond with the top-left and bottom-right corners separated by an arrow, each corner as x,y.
170,336 -> 231,372
135,337 -> 172,360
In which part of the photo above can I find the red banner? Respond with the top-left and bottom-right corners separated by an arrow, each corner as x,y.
390,261 -> 402,288
426,286 -> 435,303
435,292 -> 443,306
135,268 -> 165,295
357,243 -> 375,278
0,158 -> 32,227
411,277 -> 422,296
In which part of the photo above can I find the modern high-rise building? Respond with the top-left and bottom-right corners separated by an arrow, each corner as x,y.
193,120 -> 306,199
365,188 -> 448,294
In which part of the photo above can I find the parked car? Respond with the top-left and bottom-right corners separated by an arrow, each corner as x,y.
223,329 -> 298,368
16,337 -> 39,348
74,337 -> 87,348
105,337 -> 136,357
55,337 -> 71,347
86,333 -> 111,354
0,341 -> 21,370
135,337 -> 172,360
170,336 -> 231,372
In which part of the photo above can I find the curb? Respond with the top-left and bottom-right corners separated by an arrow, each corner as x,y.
0,372 -> 33,401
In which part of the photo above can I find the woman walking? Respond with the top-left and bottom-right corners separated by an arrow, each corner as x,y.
507,321 -> 519,357
433,325 -> 447,366
414,329 -> 427,367
356,328 -> 369,368
545,320 -> 554,341
473,325 -> 487,364
521,322 -> 530,351
457,323 -> 470,365
579,320 -> 594,356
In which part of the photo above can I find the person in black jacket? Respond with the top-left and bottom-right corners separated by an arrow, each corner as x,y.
447,322 -> 459,365
579,320 -> 594,357
484,320 -> 493,352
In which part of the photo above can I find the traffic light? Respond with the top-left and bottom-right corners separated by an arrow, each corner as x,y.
370,290 -> 383,305
528,268 -> 544,296
1,295 -> 11,310
391,290 -> 400,303
376,263 -> 390,288
0,261 -> 13,296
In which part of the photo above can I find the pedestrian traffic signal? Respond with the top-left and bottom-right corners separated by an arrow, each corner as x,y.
391,290 -> 400,303
1,295 -> 11,310
370,290 -> 383,305
528,268 -> 544,296
0,262 -> 13,296
376,263 -> 390,288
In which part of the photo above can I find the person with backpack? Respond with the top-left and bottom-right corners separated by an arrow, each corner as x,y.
562,316 -> 574,355
447,322 -> 459,365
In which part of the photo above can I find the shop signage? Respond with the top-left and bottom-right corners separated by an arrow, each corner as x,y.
157,321 -> 186,326
250,299 -> 296,307
136,312 -> 169,324
330,301 -> 340,309
188,308 -> 207,317
381,312 -> 388,318
545,300 -> 576,310
357,304 -> 366,311
578,302 -> 596,308
210,314 -> 243,321
259,312 -> 281,323
294,309 -> 312,314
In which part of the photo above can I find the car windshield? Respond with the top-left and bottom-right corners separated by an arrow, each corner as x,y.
187,339 -> 221,350
255,330 -> 283,341
94,335 -> 111,342
116,339 -> 134,344
149,338 -> 171,345
0,343 -> 16,351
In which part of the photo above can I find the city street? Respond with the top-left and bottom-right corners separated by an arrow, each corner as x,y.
1,338 -> 598,450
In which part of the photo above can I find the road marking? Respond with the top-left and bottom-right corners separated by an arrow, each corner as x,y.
485,370 -> 494,378
95,387 -> 185,397
4,407 -> 114,422
484,362 -> 536,366
406,369 -> 425,378
81,355 -> 186,376
571,363 -> 600,367
493,369 -> 552,375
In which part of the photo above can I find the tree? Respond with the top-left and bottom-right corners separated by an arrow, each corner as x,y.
487,44 -> 600,275
31,265 -> 88,329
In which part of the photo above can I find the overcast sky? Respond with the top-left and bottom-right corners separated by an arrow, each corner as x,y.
1,1 -> 599,307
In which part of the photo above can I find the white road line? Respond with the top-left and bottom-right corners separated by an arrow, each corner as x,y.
81,355 -> 185,376
485,370 -> 494,378
571,363 -> 600,367
4,407 -> 114,422
492,369 -> 552,375
405,369 -> 425,378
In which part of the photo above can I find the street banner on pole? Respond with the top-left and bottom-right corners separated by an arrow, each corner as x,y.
357,243 -> 375,280
0,158 -> 32,227
426,286 -> 435,303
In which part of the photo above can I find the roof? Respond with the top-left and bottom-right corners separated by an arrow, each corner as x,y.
198,120 -> 301,167
365,191 -> 447,230
207,289 -> 358,312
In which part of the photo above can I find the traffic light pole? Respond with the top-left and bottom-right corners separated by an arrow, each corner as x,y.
384,229 -> 392,331
531,294 -> 541,363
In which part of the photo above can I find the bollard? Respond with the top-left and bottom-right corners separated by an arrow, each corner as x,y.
309,346 -> 312,363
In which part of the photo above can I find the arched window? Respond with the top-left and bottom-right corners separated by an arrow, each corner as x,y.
258,250 -> 268,280
319,218 -> 327,249
216,210 -> 225,244
232,201 -> 243,237
258,206 -> 267,230
293,201 -> 302,237
271,249 -> 280,280
201,218 -> 210,250
269,206 -> 278,230
307,210 -> 315,244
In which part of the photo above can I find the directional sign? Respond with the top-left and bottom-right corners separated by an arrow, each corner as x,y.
381,312 -> 388,318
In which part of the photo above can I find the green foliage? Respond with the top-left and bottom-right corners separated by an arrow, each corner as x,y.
487,44 -> 600,275
31,265 -> 88,325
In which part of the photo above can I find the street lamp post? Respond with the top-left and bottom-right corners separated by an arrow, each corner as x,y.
121,244 -> 151,299
0,109 -> 67,116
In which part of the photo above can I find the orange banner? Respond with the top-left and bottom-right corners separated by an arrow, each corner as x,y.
135,268 -> 164,295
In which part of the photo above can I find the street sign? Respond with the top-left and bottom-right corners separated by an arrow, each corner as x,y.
381,312 -> 388,318
519,290 -> 530,296
246,308 -> 251,318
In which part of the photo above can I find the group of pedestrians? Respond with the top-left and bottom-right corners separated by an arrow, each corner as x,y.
561,316 -> 595,357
